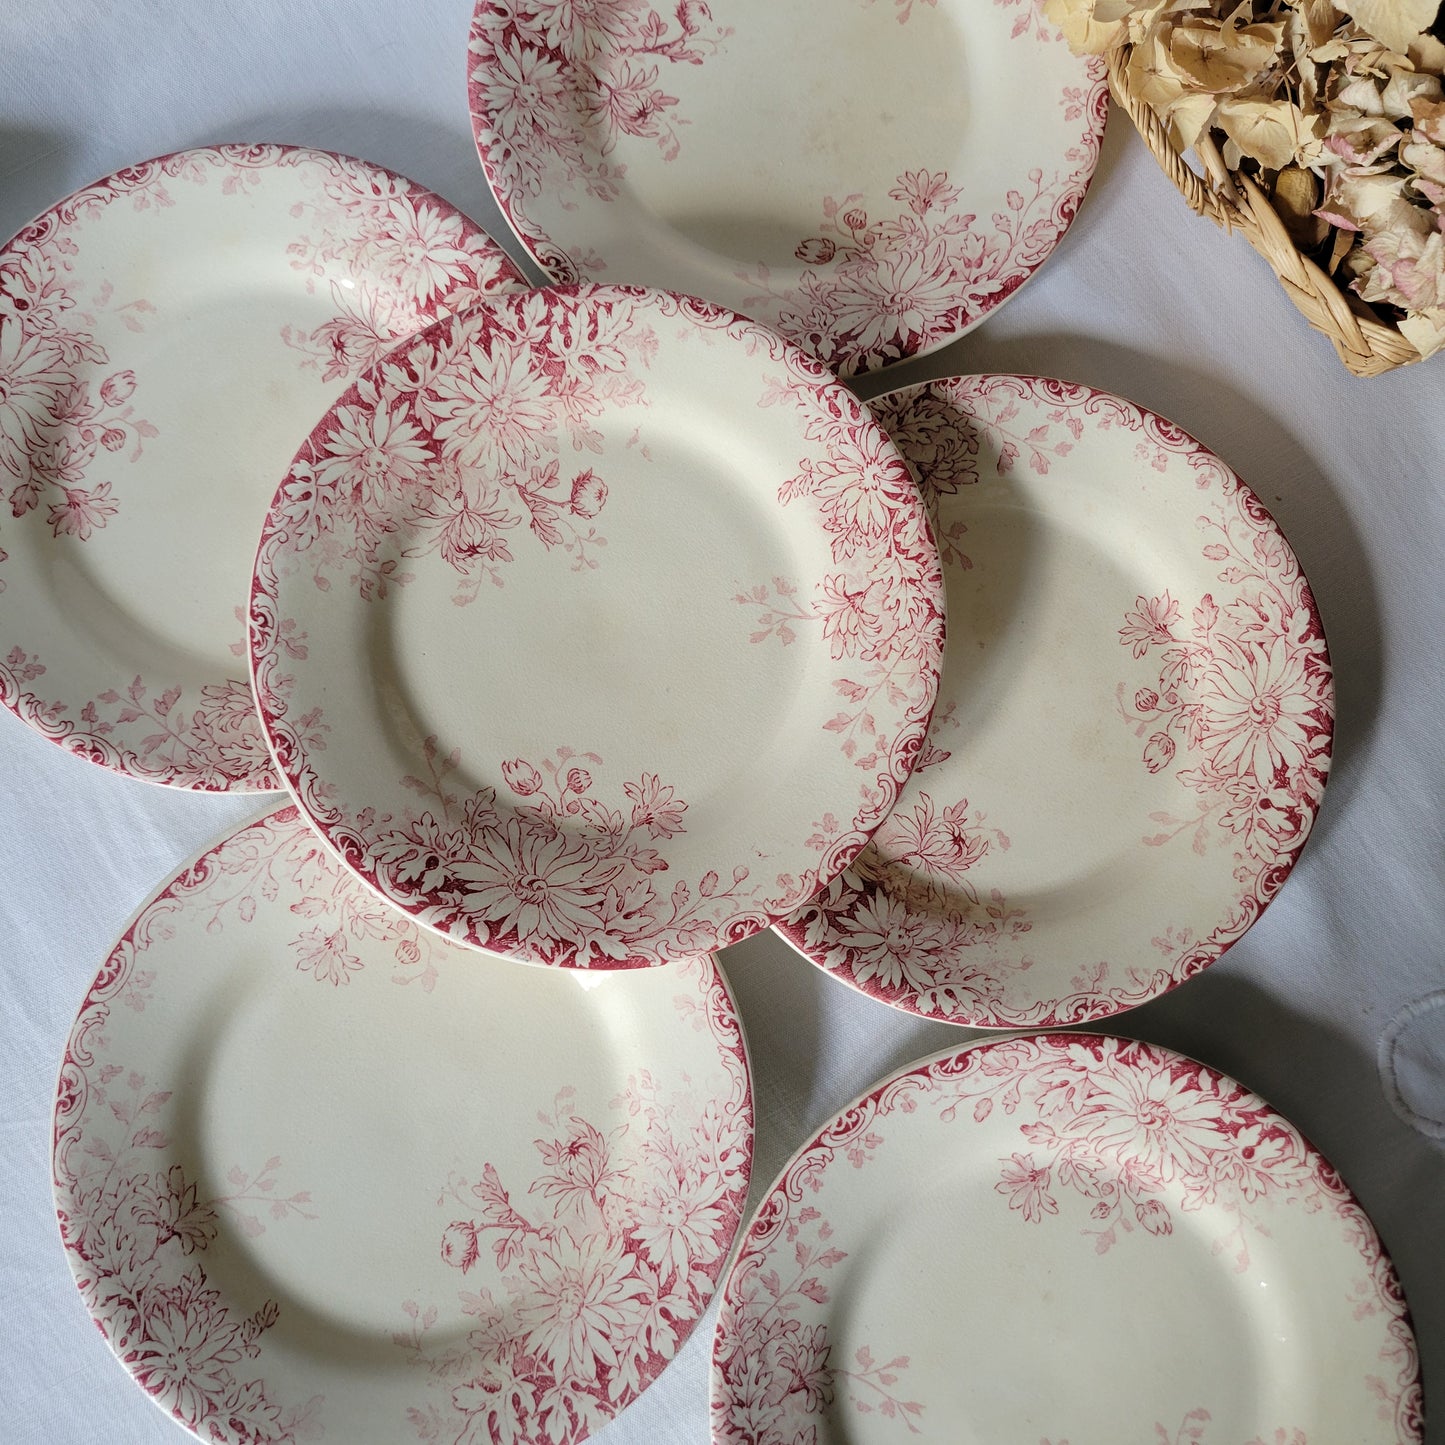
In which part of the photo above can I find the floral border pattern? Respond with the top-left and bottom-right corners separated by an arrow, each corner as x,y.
54,805 -> 753,1444
0,144 -> 525,791
777,375 -> 1333,1027
250,285 -> 943,968
396,952 -> 751,1444
711,1033 -> 1421,1445
466,0 -> 1107,376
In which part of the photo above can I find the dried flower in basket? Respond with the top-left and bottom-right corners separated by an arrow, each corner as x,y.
1047,0 -> 1445,362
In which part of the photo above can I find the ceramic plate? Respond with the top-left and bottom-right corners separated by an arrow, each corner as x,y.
466,0 -> 1107,377
712,1032 -> 1421,1445
777,375 -> 1333,1026
0,144 -> 525,790
250,284 -> 944,968
54,805 -> 753,1445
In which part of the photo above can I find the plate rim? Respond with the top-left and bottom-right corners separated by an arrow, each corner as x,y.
463,0 -> 1109,376
708,1028 -> 1422,1445
51,800 -> 757,1445
774,370 -> 1336,1028
248,280 -> 947,969
0,141 -> 527,793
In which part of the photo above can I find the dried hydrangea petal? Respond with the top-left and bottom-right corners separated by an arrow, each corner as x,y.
1336,0 -> 1441,57
1399,304 -> 1445,354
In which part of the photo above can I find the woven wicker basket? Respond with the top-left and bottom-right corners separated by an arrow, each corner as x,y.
1106,44 -> 1426,378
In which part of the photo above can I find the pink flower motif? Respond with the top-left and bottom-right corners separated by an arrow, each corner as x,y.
795,236 -> 837,265
825,243 -> 960,353
1120,592 -> 1181,658
130,1272 -> 242,1427
633,1174 -> 726,1280
624,772 -> 688,839
815,575 -> 888,660
1135,1197 -> 1173,1235
99,369 -> 137,405
315,401 -> 431,508
587,59 -> 681,151
535,1117 -> 620,1209
370,198 -> 478,305
1135,688 -> 1159,712
569,468 -> 607,517
773,1322 -> 834,1413
440,1220 -> 481,1271
99,426 -> 126,452
0,316 -> 69,473
452,822 -> 627,952
47,481 -> 118,539
995,1152 -> 1059,1223
833,890 -> 941,992
410,476 -> 518,574
429,339 -> 554,472
1143,731 -> 1176,774
502,759 -> 544,796
1201,638 -> 1318,784
889,168 -> 962,216
477,39 -> 574,147
517,0 -> 650,64
875,793 -> 990,885
515,1230 -> 650,1381
289,926 -> 364,985
872,389 -> 981,491
1072,1058 -> 1223,1183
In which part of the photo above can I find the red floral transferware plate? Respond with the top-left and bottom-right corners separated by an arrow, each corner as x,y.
249,284 -> 945,969
776,375 -> 1333,1026
712,1032 -> 1421,1445
466,0 -> 1107,377
0,145 -> 526,790
53,806 -> 753,1445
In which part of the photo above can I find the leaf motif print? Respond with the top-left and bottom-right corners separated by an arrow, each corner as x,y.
398,956 -> 751,1445
0,144 -> 525,791
712,1035 -> 1420,1445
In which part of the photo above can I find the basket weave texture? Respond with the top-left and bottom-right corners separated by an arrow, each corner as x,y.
1106,44 -> 1427,378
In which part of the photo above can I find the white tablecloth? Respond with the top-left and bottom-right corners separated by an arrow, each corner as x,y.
2,3 -> 1442,1442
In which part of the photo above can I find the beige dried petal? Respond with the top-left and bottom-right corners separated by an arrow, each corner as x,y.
1409,172 -> 1445,205
1410,31 -> 1445,70
1333,76 -> 1387,114
1044,0 -> 1162,53
1167,19 -> 1285,93
1337,0 -> 1440,55
1292,0 -> 1347,48
1217,96 -> 1324,167
1414,96 -> 1445,146
1343,38 -> 1416,78
1358,223 -> 1445,309
1172,90 -> 1224,147
1129,29 -> 1190,104
1318,169 -> 1415,227
1403,137 -> 1445,182
1399,307 -> 1445,356
1381,69 -> 1442,120
1324,111 -> 1406,163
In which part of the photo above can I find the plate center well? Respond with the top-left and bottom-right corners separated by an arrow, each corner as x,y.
820,1154 -> 1278,1444
362,406 -> 825,835
607,0 -> 972,275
